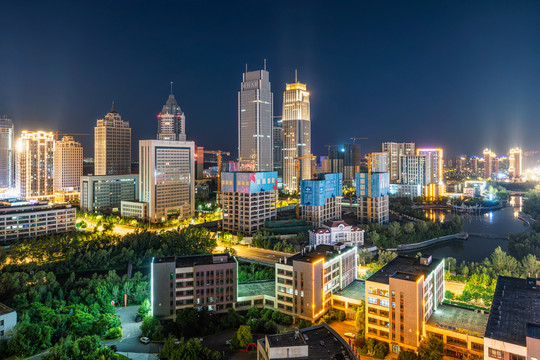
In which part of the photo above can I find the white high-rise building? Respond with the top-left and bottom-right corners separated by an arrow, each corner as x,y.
509,147 -> 522,178
16,131 -> 55,200
370,152 -> 389,173
417,148 -> 443,184
54,136 -> 83,191
94,104 -> 131,176
282,75 -> 311,192
157,85 -> 186,141
399,155 -> 429,189
139,140 -> 195,222
382,142 -> 415,182
238,68 -> 273,172
0,117 -> 14,188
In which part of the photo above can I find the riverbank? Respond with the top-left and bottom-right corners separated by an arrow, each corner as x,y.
387,232 -> 467,252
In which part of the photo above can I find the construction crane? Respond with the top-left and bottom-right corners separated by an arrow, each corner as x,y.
295,155 -> 316,219
324,144 -> 339,158
202,150 -> 230,206
54,132 -> 89,141
350,137 -> 368,144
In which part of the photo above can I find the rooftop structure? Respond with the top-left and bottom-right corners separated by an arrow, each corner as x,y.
157,86 -> 186,141
94,104 -> 131,176
308,220 -> 364,247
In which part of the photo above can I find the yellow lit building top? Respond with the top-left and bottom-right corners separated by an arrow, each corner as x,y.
285,82 -> 307,91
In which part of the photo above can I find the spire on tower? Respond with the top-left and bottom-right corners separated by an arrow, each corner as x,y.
170,81 -> 173,95
295,69 -> 298,83
110,101 -> 116,113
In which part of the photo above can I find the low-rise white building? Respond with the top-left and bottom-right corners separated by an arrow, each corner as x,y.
0,303 -> 17,339
308,220 -> 364,246
120,200 -> 148,221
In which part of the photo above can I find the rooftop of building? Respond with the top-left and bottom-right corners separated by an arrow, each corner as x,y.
287,244 -> 355,264
333,280 -> 365,302
0,201 -> 74,215
0,303 -> 15,316
152,253 -> 236,267
237,280 -> 275,298
426,303 -> 489,337
259,324 -> 355,359
485,276 -> 540,346
366,255 -> 443,285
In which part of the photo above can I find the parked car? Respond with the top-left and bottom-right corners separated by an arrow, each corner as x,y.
225,339 -> 231,345
139,337 -> 151,344
344,333 -> 356,339
135,315 -> 143,322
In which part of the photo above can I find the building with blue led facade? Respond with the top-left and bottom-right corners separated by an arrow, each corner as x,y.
300,173 -> 343,227
221,171 -> 278,235
356,172 -> 390,224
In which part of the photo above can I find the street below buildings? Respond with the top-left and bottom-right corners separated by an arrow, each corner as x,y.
216,244 -> 294,264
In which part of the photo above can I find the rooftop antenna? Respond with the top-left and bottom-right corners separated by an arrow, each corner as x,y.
170,81 -> 173,95
295,69 -> 298,82
264,58 -> 267,71
245,63 -> 248,74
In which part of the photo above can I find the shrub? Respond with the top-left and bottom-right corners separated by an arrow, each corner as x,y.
297,320 -> 312,329
398,350 -> 419,360
373,341 -> 389,359
105,326 -> 122,339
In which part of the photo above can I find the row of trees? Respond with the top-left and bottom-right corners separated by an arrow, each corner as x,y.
364,216 -> 464,249
237,263 -> 275,283
251,230 -> 298,253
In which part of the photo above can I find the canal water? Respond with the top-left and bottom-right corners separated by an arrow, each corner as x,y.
402,197 -> 528,262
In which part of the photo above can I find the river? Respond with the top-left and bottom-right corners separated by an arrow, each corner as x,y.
402,197 -> 528,262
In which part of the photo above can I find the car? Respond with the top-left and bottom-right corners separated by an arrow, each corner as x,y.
344,333 -> 356,339
139,337 -> 151,344
135,315 -> 143,322
225,339 -> 231,345
109,345 -> 118,352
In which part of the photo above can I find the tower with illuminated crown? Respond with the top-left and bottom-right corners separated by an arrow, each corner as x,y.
157,83 -> 186,141
94,103 -> 131,175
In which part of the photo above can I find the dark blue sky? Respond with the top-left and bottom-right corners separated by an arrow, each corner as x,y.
1,1 -> 540,159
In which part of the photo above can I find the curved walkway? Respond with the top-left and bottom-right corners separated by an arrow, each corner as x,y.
387,232 -> 468,252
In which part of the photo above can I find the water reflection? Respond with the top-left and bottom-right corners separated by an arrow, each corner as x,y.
509,196 -> 522,216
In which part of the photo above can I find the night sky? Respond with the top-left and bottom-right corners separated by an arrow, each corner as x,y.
2,1 -> 540,159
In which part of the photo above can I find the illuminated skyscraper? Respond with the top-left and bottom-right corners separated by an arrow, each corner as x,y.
16,131 -> 55,200
509,147 -> 522,178
157,85 -> 186,141
470,157 -> 479,173
54,136 -> 83,191
416,148 -> 443,184
273,116 -> 283,180
238,68 -> 273,171
282,75 -> 311,192
382,142 -> 415,182
94,104 -> 131,176
399,155 -> 430,189
483,149 -> 496,179
0,117 -> 14,188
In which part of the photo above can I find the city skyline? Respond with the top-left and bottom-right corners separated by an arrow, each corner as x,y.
2,1 -> 540,158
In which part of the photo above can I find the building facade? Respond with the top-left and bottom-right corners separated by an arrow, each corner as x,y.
157,90 -> 186,141
94,104 -> 131,176
0,303 -> 16,339
399,155 -> 429,190
151,254 -> 237,319
389,183 -> 422,199
416,148 -> 443,184
0,200 -> 76,242
357,172 -> 390,224
238,69 -> 273,172
273,116 -> 283,181
483,149 -> 497,179
275,244 -> 357,322
221,171 -> 278,235
16,131 -> 55,200
53,136 -> 83,191
308,220 -> 364,247
80,174 -> 139,213
282,80 -> 311,193
0,117 -> 14,188
382,142 -> 416,182
139,140 -> 195,222
300,173 -> 343,227
120,200 -> 148,221
509,147 -> 522,179
371,152 -> 389,173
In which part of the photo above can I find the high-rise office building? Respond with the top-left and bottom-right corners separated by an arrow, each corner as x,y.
195,146 -> 204,180
157,87 -> 186,141
509,147 -> 522,178
282,77 -> 311,192
456,156 -> 467,172
16,131 -> 55,200
416,148 -> 443,184
238,69 -> 273,171
53,136 -> 83,191
80,174 -> 139,213
0,117 -> 14,188
139,140 -> 195,222
273,116 -> 283,180
483,149 -> 497,179
399,155 -> 429,189
94,104 -> 131,176
356,172 -> 390,224
382,142 -> 415,182
300,173 -> 343,227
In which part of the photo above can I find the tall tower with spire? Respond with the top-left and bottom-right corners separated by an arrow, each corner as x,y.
94,103 -> 131,175
157,82 -> 186,141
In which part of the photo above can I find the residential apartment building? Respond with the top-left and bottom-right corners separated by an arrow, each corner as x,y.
416,148 -> 443,184
0,200 -> 76,242
238,69 -> 273,171
221,171 -> 278,235
484,276 -> 540,360
509,147 -> 522,179
300,173 -> 343,227
308,220 -> 364,247
275,243 -> 357,322
282,78 -> 311,193
483,149 -> 497,179
399,155 -> 429,189
371,152 -> 389,173
80,174 -> 138,213
157,89 -> 186,141
53,136 -> 83,191
0,117 -> 14,188
365,255 -> 445,354
272,117 -> 283,181
94,104 -> 131,175
389,183 -> 422,199
139,140 -> 195,222
16,131 -> 55,200
356,172 -> 390,224
0,303 -> 16,339
382,142 -> 415,182
151,254 -> 237,319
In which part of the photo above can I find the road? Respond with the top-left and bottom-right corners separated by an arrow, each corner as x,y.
216,244 -> 294,264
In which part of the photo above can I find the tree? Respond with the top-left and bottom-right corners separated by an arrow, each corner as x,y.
521,254 -> 539,276
298,320 -> 312,329
230,325 -> 252,350
358,249 -> 374,265
355,301 -> 365,338
445,257 -> 457,273
418,334 -> 444,360
138,298 -> 151,318
373,341 -> 389,359
141,315 -> 163,340
398,350 -> 419,360
388,222 -> 402,238
159,336 -> 220,360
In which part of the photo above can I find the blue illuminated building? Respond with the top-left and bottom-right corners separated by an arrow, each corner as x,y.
356,172 -> 390,197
